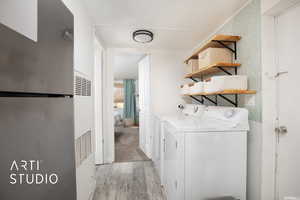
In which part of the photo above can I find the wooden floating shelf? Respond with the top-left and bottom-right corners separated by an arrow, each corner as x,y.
181,34 -> 256,107
185,62 -> 241,78
184,90 -> 256,96
184,35 -> 241,63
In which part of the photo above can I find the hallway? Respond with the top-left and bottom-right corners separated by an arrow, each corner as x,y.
115,127 -> 149,162
93,161 -> 166,200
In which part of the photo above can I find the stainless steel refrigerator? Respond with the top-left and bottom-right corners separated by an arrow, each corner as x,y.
0,0 -> 76,199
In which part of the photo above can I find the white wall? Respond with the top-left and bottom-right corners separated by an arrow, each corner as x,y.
62,0 -> 97,200
150,51 -> 190,116
114,53 -> 143,80
62,0 -> 94,77
0,0 -> 37,41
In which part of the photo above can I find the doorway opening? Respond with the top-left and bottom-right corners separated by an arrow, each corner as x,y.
113,52 -> 149,163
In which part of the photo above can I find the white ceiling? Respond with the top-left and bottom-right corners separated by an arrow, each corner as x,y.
83,0 -> 249,50
113,52 -> 144,80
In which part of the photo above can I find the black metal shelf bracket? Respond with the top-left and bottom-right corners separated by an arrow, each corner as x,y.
190,77 -> 199,82
217,66 -> 238,76
190,95 -> 204,104
187,39 -> 240,107
218,94 -> 238,107
217,67 -> 233,75
213,40 -> 237,60
190,94 -> 238,107
202,95 -> 217,106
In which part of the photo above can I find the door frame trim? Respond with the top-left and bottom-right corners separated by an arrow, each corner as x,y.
94,37 -> 104,165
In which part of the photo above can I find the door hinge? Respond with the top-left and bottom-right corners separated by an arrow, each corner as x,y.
163,139 -> 166,153
175,141 -> 178,149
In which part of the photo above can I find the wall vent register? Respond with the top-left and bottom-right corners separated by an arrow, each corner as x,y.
75,130 -> 92,167
75,76 -> 92,96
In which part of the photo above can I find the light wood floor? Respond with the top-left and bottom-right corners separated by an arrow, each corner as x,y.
93,161 -> 166,200
115,127 -> 149,162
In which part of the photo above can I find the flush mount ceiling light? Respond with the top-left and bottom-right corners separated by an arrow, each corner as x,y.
133,30 -> 154,43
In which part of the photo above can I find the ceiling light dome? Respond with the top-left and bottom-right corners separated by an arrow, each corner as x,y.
133,30 -> 153,43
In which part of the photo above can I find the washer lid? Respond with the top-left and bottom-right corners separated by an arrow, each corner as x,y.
164,106 -> 250,132
165,117 -> 248,132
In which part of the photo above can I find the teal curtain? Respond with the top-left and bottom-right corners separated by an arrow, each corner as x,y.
123,79 -> 137,124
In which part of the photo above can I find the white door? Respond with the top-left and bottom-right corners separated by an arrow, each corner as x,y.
275,4 -> 300,199
94,39 -> 103,165
138,55 -> 152,158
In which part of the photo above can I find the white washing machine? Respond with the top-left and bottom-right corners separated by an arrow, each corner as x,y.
160,104 -> 249,200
